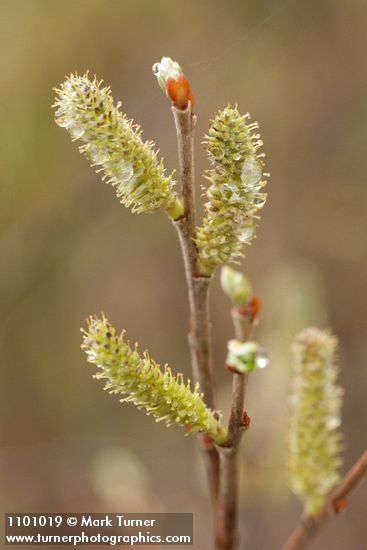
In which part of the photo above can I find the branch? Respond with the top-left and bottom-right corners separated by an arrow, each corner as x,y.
171,103 -> 219,499
228,307 -> 254,446
281,450 -> 367,550
215,306 -> 255,550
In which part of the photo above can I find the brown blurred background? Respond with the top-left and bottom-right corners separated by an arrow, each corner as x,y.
1,0 -> 366,548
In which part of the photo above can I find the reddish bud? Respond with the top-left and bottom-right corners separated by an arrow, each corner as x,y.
200,433 -> 215,450
166,75 -> 194,111
237,294 -> 261,322
240,411 -> 251,429
224,363 -> 241,374
333,498 -> 349,515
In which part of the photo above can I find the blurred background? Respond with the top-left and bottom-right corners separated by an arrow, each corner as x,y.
1,0 -> 366,548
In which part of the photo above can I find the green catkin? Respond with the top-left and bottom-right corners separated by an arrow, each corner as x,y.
81,315 -> 227,444
53,73 -> 183,218
289,328 -> 343,516
196,106 -> 268,276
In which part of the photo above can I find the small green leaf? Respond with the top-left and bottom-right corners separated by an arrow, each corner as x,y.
226,340 -> 269,374
220,266 -> 253,306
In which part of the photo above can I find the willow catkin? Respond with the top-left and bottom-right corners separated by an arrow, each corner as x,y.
81,314 -> 227,444
289,328 -> 343,516
196,106 -> 268,275
53,73 -> 183,218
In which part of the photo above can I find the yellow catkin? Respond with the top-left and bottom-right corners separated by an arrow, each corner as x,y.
196,106 -> 268,275
81,315 -> 227,444
53,73 -> 183,218
289,328 -> 343,516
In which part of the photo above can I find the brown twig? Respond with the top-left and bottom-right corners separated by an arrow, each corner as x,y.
281,449 -> 367,550
216,306 -> 255,550
227,307 -> 254,447
171,103 -> 219,500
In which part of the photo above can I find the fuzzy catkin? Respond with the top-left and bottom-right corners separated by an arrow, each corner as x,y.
196,106 -> 268,275
53,73 -> 183,218
81,315 -> 227,444
289,328 -> 343,516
